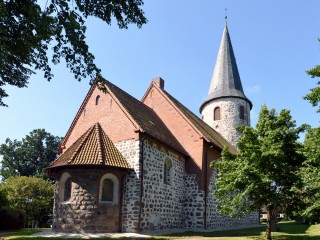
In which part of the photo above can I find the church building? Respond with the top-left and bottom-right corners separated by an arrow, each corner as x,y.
47,24 -> 258,233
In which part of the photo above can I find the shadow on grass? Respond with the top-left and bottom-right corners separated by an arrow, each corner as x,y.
167,225 -> 266,237
272,236 -> 320,240
276,222 -> 311,234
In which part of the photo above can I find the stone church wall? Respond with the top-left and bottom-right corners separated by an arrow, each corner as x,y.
140,140 -> 186,230
206,172 -> 259,230
114,140 -> 141,232
52,168 -> 124,233
184,174 -> 205,229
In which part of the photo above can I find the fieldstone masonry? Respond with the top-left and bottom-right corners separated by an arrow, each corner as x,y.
52,168 -> 123,233
114,140 -> 141,232
206,172 -> 259,230
140,140 -> 185,230
201,97 -> 251,146
52,137 -> 259,233
184,174 -> 205,229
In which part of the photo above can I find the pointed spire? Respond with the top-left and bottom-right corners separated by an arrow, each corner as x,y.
200,24 -> 252,111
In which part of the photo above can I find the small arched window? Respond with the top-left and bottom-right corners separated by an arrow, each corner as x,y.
60,172 -> 72,202
101,179 -> 113,202
239,106 -> 245,120
214,107 -> 221,120
164,158 -> 173,185
96,95 -> 100,105
99,173 -> 119,204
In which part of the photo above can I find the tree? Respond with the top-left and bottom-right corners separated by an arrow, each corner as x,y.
212,105 -> 306,240
300,127 -> 320,223
0,176 -> 54,228
0,129 -> 62,180
305,64 -> 320,112
0,0 -> 147,106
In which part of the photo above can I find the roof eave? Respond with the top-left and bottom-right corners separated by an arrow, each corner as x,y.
199,95 -> 253,113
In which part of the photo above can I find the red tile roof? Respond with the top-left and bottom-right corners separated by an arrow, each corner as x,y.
49,123 -> 131,169
100,77 -> 189,157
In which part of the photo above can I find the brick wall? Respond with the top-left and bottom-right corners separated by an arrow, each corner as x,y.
63,86 -> 138,151
142,84 -> 204,186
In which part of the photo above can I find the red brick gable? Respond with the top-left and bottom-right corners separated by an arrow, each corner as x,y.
142,79 -> 204,172
60,84 -> 139,152
142,78 -> 236,176
60,77 -> 188,157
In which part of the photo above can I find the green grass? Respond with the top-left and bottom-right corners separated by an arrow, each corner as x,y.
2,222 -> 320,240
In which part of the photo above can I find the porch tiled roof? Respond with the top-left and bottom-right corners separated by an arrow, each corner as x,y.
49,123 -> 131,169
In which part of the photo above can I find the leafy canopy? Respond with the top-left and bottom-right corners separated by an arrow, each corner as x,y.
305,59 -> 320,112
300,127 -> 320,223
0,129 -> 62,180
212,105 -> 306,239
0,0 -> 147,106
0,176 -> 54,227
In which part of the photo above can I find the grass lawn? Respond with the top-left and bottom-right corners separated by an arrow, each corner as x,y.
2,222 -> 320,240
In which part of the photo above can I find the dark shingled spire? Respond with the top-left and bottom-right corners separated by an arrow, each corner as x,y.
200,24 -> 252,112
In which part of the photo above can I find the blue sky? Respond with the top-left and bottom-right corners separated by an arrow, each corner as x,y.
0,0 -> 319,144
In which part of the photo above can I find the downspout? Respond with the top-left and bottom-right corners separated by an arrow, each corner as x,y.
138,134 -> 147,232
204,144 -> 214,229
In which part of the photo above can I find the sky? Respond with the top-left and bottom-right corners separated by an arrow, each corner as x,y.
0,0 -> 320,145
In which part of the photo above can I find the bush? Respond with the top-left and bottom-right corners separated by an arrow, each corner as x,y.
0,207 -> 25,230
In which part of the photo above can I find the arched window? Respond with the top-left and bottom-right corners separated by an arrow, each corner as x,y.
99,173 -> 119,204
239,106 -> 245,120
96,95 -> 100,105
164,158 -> 173,185
101,179 -> 113,202
60,172 -> 72,202
214,107 -> 221,120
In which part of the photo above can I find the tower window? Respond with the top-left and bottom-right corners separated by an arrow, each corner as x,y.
239,106 -> 245,120
214,107 -> 221,120
96,95 -> 100,105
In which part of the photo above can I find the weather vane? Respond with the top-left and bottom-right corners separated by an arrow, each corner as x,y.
225,8 -> 228,24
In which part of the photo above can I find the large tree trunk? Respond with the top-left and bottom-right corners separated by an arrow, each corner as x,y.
266,205 -> 277,240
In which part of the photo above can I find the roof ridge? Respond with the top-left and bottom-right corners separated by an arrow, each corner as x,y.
98,76 -> 189,156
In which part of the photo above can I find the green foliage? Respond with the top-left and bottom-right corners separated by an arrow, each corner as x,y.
300,127 -> 320,223
0,207 -> 25,230
0,0 -> 147,106
0,176 -> 54,228
212,105 -> 306,239
0,129 -> 62,180
305,64 -> 320,112
0,187 -> 8,206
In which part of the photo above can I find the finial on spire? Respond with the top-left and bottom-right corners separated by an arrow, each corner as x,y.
225,8 -> 228,24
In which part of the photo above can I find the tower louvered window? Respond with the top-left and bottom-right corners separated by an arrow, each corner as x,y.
214,107 -> 221,120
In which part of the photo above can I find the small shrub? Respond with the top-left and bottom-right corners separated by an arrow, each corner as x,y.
0,207 -> 25,230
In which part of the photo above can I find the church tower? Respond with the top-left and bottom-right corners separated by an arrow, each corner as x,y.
200,24 -> 252,147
